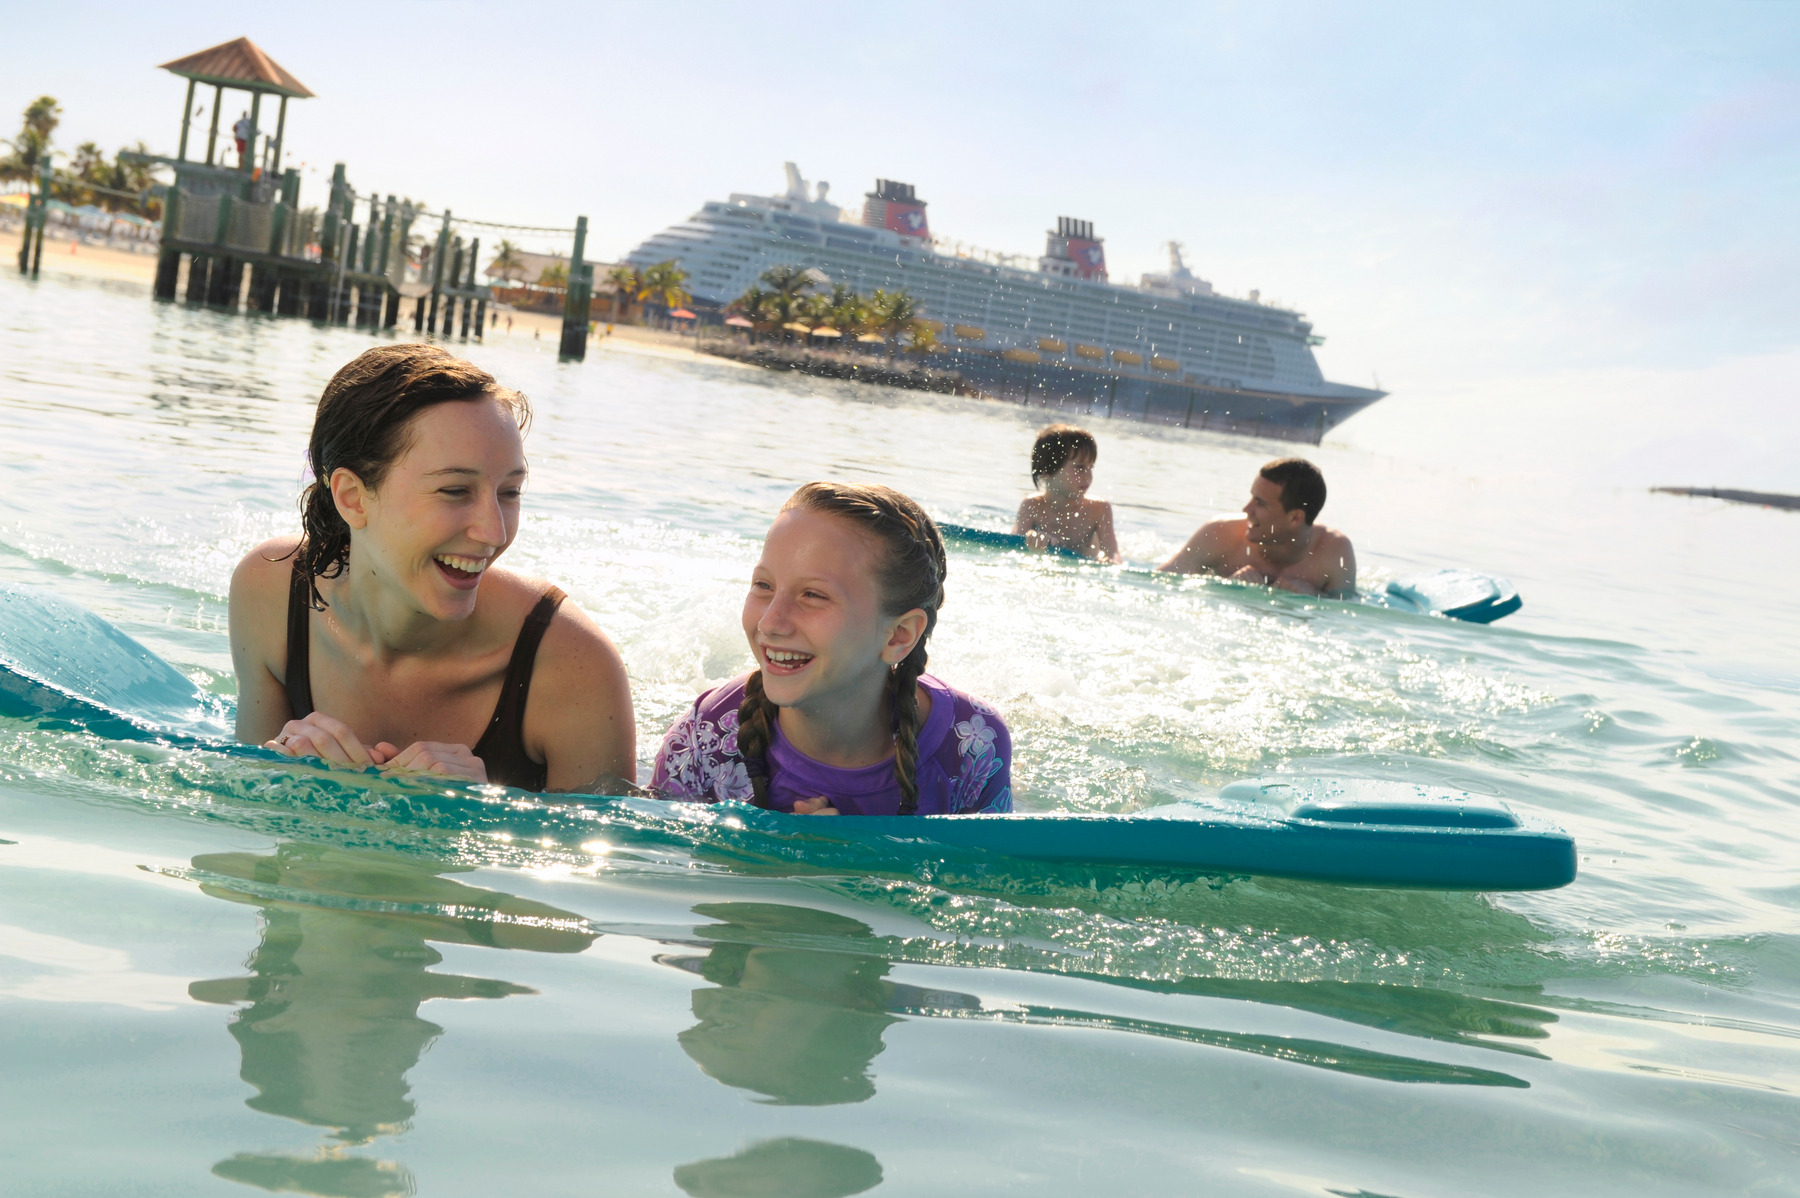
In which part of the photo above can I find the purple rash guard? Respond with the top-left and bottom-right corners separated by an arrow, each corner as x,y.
651,673 -> 1013,816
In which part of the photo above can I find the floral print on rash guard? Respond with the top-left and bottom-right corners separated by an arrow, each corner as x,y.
652,673 -> 1013,816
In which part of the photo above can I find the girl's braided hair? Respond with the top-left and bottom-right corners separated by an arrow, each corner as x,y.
736,481 -> 948,815
290,344 -> 530,608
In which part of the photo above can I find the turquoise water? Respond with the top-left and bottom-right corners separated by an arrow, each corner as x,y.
2,271 -> 1798,1196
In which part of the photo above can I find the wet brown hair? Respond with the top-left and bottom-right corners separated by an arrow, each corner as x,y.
1259,457 -> 1326,524
1030,423 -> 1098,487
294,344 -> 530,607
736,481 -> 948,815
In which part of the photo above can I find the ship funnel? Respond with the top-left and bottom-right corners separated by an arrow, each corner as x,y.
1040,216 -> 1107,281
863,179 -> 931,240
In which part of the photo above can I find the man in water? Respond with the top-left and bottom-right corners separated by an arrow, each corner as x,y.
1159,458 -> 1356,597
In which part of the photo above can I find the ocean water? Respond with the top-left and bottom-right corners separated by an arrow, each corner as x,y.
2,271 -> 1797,1197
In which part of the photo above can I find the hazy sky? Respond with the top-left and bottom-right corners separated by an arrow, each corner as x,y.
9,1 -> 1799,466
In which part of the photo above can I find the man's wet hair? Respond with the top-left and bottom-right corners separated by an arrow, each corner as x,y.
1259,458 -> 1326,524
1030,424 -> 1098,487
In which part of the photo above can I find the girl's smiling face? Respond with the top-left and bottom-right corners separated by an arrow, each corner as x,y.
743,507 -> 923,712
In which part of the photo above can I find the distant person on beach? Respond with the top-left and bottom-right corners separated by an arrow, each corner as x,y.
652,482 -> 1012,816
1012,424 -> 1119,562
1159,458 -> 1357,597
229,344 -> 635,792
232,113 -> 252,162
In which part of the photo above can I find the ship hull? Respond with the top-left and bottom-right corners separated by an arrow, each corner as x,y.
939,348 -> 1381,443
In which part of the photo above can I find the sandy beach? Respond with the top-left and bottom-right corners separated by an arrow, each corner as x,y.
0,224 -> 730,367
0,225 -> 160,287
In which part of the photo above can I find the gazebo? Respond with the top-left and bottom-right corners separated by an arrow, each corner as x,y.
159,37 -> 314,174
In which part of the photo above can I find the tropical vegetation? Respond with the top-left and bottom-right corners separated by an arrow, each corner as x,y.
489,240 -> 526,285
728,265 -> 931,357
604,260 -> 691,324
1,97 -> 163,218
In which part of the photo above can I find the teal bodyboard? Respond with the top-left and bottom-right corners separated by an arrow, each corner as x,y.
0,583 -> 1573,890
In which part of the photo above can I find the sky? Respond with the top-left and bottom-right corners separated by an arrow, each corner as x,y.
8,1 -> 1800,484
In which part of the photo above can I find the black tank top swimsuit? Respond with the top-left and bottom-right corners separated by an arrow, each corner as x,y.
285,562 -> 566,792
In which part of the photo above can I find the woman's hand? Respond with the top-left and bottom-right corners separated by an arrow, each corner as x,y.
383,742 -> 488,784
792,796 -> 841,816
265,713 -> 398,769
1023,529 -> 1048,551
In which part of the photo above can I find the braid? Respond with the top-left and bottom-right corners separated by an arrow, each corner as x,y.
890,641 -> 930,814
734,669 -> 780,808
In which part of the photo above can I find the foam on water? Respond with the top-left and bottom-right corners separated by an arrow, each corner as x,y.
2,272 -> 1798,1195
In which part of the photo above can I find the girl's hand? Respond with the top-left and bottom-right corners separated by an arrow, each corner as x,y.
383,742 -> 489,784
792,796 -> 841,816
265,714 -> 399,769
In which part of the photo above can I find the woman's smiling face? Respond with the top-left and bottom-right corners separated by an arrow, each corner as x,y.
742,507 -> 907,712
342,397 -> 527,620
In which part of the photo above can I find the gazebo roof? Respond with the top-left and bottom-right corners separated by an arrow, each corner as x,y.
159,37 -> 315,99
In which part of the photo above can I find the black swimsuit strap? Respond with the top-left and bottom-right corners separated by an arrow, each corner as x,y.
471,587 -> 565,791
284,562 -> 562,792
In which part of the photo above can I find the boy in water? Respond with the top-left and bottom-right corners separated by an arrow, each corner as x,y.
1012,424 -> 1120,562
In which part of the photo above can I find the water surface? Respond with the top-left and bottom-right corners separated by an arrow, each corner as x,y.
2,271 -> 1797,1196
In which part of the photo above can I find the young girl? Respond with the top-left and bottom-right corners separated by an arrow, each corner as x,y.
652,482 -> 1012,816
1012,424 -> 1120,562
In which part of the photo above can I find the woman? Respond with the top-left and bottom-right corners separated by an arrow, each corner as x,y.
230,344 -> 634,791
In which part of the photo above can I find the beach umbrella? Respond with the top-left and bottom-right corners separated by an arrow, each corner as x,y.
856,333 -> 884,343
782,322 -> 812,334
669,308 -> 697,320
810,327 -> 842,339
724,315 -> 755,328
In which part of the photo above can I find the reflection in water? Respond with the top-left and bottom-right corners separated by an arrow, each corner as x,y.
656,901 -> 1531,1092
674,1138 -> 883,1198
659,903 -> 978,1106
187,844 -> 596,1196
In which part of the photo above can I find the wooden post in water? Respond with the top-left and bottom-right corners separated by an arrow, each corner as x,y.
447,236 -> 465,338
206,190 -> 235,307
426,211 -> 449,334
460,237 -> 478,338
469,237 -> 485,340
559,216 -> 590,361
378,195 -> 399,328
153,185 -> 181,299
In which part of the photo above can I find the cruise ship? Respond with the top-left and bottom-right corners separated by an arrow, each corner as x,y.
625,164 -> 1385,442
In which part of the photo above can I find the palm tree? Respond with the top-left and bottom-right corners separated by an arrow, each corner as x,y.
906,324 -> 940,357
606,264 -> 642,323
0,96 -> 60,182
637,260 -> 691,324
730,284 -> 773,340
869,289 -> 921,361
62,140 -> 106,206
489,239 -> 526,287
538,261 -> 569,291
757,264 -> 816,342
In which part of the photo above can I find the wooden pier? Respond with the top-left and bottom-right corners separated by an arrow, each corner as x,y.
91,36 -> 597,357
